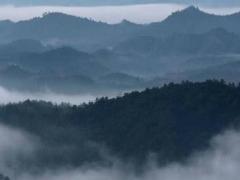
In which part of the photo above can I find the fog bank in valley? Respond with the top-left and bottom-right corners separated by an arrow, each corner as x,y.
0,124 -> 37,177
0,86 -> 98,105
1,121 -> 240,180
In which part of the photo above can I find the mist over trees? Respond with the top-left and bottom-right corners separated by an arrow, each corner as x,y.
0,6 -> 240,180
0,80 -> 240,171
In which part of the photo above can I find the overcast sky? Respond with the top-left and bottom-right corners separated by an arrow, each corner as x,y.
0,0 -> 239,7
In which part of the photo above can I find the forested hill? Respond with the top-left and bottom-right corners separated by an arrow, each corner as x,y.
1,80 -> 240,170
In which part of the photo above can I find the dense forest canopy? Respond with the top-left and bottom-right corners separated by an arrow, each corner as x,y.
0,80 -> 240,171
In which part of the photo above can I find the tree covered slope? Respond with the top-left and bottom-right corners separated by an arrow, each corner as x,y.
0,80 -> 240,169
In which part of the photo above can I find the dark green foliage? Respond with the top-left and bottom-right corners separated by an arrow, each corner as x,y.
0,80 -> 240,169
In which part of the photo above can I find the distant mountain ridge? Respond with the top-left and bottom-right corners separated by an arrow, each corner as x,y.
0,7 -> 240,92
0,39 -> 48,54
0,7 -> 240,50
114,28 -> 240,56
146,6 -> 240,36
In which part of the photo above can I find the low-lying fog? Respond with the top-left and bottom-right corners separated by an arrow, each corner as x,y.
1,123 -> 240,180
0,86 -> 99,105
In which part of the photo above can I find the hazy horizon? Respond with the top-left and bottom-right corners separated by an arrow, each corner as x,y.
0,4 -> 240,24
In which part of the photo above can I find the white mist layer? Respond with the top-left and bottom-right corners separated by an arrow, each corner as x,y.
141,130 -> 240,180
2,129 -> 239,180
0,4 -> 239,24
0,88 -> 239,180
0,124 -> 36,176
0,86 -> 97,105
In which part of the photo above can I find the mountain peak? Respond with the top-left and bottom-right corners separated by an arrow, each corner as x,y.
176,6 -> 206,16
41,12 -> 82,21
184,6 -> 200,13
39,12 -> 107,26
160,6 -> 210,26
120,19 -> 133,24
42,12 -> 71,18
117,19 -> 138,27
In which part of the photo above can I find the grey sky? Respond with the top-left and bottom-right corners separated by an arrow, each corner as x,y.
0,0 -> 239,7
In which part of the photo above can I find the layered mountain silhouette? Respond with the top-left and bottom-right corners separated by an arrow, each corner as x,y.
1,6 -> 240,174
0,39 -> 48,55
0,12 -> 141,51
11,46 -> 109,77
0,46 -> 151,93
114,28 -> 240,56
146,6 -> 240,36
0,6 -> 240,93
1,7 -> 240,51
169,61 -> 240,82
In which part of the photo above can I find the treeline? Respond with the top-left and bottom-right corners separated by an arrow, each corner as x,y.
1,80 -> 240,170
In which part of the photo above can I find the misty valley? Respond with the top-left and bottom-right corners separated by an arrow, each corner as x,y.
1,4 -> 240,180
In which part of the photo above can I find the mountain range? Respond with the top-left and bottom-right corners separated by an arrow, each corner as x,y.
1,6 -> 240,51
0,4 -> 240,180
1,5 -> 240,179
0,6 -> 240,93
